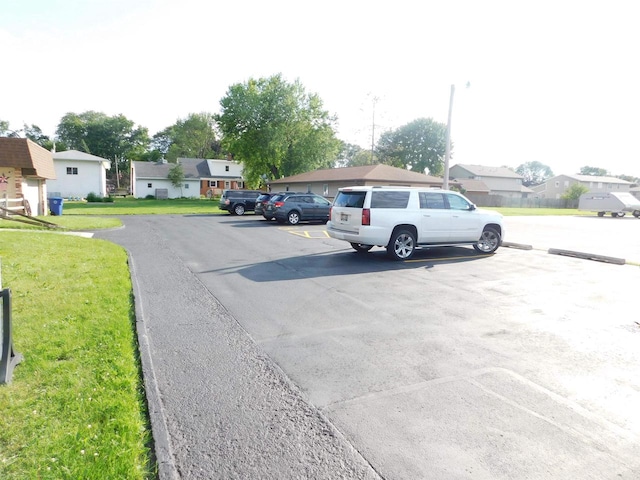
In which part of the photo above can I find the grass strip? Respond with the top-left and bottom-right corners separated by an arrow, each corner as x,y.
0,216 -> 122,231
0,231 -> 154,479
63,198 -> 223,215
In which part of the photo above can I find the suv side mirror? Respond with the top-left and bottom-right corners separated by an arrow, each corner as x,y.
469,204 -> 476,211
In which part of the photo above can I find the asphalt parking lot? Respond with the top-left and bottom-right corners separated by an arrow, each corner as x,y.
96,214 -> 640,479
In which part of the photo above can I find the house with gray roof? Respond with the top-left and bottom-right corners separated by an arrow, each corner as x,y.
449,164 -> 531,198
534,174 -> 634,199
48,149 -> 111,199
131,158 -> 204,198
269,164 -> 445,199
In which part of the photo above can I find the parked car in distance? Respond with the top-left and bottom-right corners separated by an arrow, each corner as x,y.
219,189 -> 262,215
255,192 -> 282,219
327,186 -> 504,260
264,192 -> 332,225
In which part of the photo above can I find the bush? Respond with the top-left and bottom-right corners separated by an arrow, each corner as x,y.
86,192 -> 101,202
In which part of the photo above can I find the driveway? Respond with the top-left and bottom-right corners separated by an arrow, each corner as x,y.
96,214 -> 640,479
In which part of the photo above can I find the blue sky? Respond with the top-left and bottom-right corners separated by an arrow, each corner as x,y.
2,0 -> 640,177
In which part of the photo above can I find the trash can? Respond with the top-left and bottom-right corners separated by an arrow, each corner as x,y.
48,197 -> 64,216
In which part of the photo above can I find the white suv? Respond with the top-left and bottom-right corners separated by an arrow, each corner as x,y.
326,186 -> 504,260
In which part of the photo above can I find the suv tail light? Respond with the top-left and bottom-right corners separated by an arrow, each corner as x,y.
274,201 -> 285,207
362,208 -> 370,225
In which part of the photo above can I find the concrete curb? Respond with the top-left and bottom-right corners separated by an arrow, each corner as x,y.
547,248 -> 627,265
502,241 -> 533,250
128,252 -> 179,480
503,241 -> 632,265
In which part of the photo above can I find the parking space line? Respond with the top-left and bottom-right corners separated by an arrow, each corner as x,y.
280,227 -> 331,239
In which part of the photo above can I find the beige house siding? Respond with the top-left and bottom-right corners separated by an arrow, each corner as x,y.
449,164 -> 524,198
539,174 -> 632,199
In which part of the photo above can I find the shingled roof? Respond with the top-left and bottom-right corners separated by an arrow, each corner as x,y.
132,158 -> 208,179
270,164 -> 443,186
0,137 -> 56,179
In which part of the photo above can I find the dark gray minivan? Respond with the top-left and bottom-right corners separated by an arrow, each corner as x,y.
219,189 -> 262,215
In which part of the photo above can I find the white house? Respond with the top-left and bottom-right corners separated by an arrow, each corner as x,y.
200,158 -> 245,196
49,150 -> 111,198
131,159 -> 202,199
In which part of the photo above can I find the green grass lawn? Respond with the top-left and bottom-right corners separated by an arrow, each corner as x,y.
63,197 -> 223,215
493,207 -> 592,216
0,232 -> 153,479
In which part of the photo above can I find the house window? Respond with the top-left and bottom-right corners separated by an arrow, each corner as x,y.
555,181 -> 559,188
238,181 -> 244,188
564,180 -> 569,187
598,182 -> 603,189
208,180 -> 217,187
147,183 -> 152,188
323,184 -> 329,195
224,180 -> 230,189
66,167 -> 78,175
225,165 -> 229,172
306,184 -> 311,193
184,183 -> 189,189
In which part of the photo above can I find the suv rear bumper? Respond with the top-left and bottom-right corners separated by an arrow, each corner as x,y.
327,222 -> 388,246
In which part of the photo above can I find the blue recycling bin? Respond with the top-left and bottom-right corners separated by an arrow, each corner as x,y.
48,197 -> 64,216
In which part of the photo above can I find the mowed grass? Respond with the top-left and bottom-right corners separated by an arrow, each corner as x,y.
0,231 -> 153,479
494,207 -> 592,216
0,216 -> 122,231
63,197 -> 223,215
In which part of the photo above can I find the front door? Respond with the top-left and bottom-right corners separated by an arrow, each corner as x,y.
445,193 -> 483,242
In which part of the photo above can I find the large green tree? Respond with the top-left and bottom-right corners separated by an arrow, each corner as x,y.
336,142 -> 377,167
56,111 -> 149,187
216,74 -> 340,186
515,161 -> 554,187
375,118 -> 448,175
152,113 -> 221,162
579,166 -> 608,176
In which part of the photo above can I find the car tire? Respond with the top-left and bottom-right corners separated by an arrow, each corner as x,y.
633,210 -> 640,218
351,243 -> 373,253
387,229 -> 416,260
287,211 -> 301,225
234,204 -> 245,215
597,211 -> 605,217
473,227 -> 501,254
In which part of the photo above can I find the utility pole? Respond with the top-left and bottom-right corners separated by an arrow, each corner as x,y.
371,96 -> 379,164
444,84 -> 455,190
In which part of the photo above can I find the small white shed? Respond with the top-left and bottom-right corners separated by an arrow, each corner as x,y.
49,150 -> 111,198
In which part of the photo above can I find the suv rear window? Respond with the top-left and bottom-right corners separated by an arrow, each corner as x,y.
334,191 -> 366,208
370,191 -> 410,209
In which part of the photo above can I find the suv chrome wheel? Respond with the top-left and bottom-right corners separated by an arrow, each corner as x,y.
387,229 -> 416,260
473,227 -> 501,253
234,204 -> 245,215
